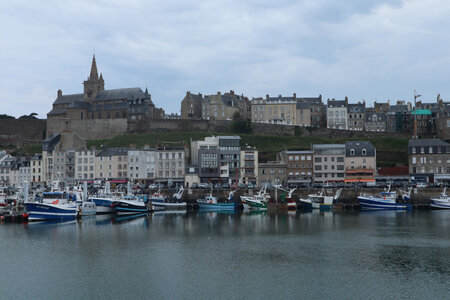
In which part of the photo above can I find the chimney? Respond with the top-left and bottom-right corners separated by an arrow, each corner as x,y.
266,94 -> 269,99
230,90 -> 234,95
217,91 -> 221,96
57,89 -> 62,98
187,91 -> 191,95
293,93 -> 296,98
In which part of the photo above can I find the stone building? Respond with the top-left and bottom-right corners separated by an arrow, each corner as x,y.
365,113 -> 386,132
279,150 -> 313,186
344,141 -> 376,183
408,139 -> 450,183
347,102 -> 366,131
312,144 -> 346,183
386,101 -> 412,133
47,55 -> 164,137
258,161 -> 287,187
251,94 -> 323,127
202,91 -> 250,121
437,98 -> 450,140
327,98 -> 348,130
411,109 -> 435,136
180,91 -> 203,119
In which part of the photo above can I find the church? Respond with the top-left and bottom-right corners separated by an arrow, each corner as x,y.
47,55 -> 164,122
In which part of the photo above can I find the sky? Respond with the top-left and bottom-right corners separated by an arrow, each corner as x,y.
1,0 -> 450,118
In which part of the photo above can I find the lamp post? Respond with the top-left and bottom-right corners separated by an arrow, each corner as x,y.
413,89 -> 421,139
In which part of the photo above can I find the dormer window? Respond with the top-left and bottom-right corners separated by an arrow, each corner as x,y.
362,149 -> 367,156
350,149 -> 355,156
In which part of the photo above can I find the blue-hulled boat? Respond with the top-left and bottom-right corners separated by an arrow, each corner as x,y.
25,183 -> 78,221
358,186 -> 412,210
430,188 -> 450,209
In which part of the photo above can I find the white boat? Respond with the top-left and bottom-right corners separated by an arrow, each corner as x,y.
299,188 -> 342,210
72,182 -> 96,216
430,188 -> 450,209
149,188 -> 187,210
91,182 -> 120,214
240,185 -> 271,211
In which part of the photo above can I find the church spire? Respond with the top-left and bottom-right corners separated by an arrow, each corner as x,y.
89,55 -> 99,80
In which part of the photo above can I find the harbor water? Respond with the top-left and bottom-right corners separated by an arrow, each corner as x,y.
0,210 -> 449,299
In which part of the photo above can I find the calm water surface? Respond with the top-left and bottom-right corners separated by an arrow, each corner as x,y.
1,210 -> 449,299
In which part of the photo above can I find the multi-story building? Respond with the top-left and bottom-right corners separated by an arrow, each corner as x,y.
75,149 -> 96,181
327,98 -> 348,130
128,148 -> 157,183
344,141 -> 376,183
0,156 -> 15,185
240,146 -> 258,185
155,147 -> 185,186
365,113 -> 387,132
202,91 -> 250,121
411,109 -> 435,136
251,94 -> 323,127
10,158 -> 30,188
408,139 -> 450,183
180,91 -> 203,119
312,144 -> 346,183
258,161 -> 287,187
386,101 -> 411,133
347,102 -> 366,131
279,150 -> 313,186
191,136 -> 241,184
30,154 -> 43,186
95,148 -> 128,180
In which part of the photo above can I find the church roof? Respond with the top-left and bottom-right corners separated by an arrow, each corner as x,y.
93,88 -> 146,102
48,107 -> 68,115
53,93 -> 84,105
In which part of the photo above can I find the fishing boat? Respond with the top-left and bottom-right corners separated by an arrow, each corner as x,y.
72,183 -> 96,216
149,187 -> 186,210
0,186 -> 9,207
430,188 -> 450,209
276,187 -> 297,210
240,185 -> 271,211
112,194 -> 150,215
358,185 -> 412,210
24,181 -> 79,221
197,191 -> 236,211
299,188 -> 342,210
91,182 -> 116,214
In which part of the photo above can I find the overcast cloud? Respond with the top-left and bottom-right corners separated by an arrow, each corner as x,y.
1,0 -> 450,117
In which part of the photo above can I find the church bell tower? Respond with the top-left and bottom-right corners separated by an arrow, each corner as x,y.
83,55 -> 105,102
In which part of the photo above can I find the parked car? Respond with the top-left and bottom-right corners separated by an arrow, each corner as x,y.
238,183 -> 247,189
190,183 -> 198,189
247,183 -> 255,189
198,183 -> 210,189
148,183 -> 158,189
214,183 -> 221,189
222,183 -> 230,189
416,182 -> 428,188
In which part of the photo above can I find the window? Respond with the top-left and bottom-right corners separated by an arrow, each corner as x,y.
350,149 -> 355,156
362,149 -> 367,156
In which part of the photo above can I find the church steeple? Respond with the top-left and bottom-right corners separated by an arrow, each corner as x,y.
89,55 -> 99,80
84,55 -> 105,102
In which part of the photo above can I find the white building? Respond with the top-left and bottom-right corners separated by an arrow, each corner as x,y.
75,149 -> 96,181
128,148 -> 157,182
327,98 -> 348,130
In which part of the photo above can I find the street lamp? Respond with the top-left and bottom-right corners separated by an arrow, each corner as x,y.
413,89 -> 421,139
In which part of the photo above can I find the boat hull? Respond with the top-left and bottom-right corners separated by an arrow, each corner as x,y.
298,199 -> 313,210
358,196 -> 411,211
91,198 -> 115,214
113,200 -> 149,214
24,203 -> 77,221
151,201 -> 187,210
430,199 -> 450,209
197,202 -> 235,211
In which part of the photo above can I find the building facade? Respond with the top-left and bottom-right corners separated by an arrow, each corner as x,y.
344,141 -> 376,183
347,102 -> 366,131
240,147 -> 258,185
279,150 -> 313,186
408,139 -> 450,183
365,113 -> 387,132
312,144 -> 346,183
327,98 -> 348,130
258,161 -> 287,187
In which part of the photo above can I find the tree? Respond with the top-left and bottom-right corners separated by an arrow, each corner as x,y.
0,114 -> 15,119
230,112 -> 252,134
19,113 -> 38,119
